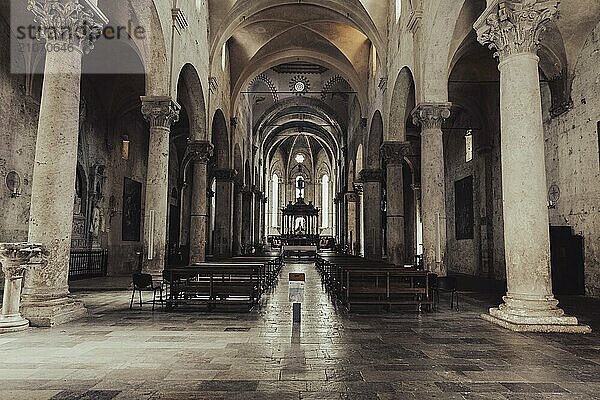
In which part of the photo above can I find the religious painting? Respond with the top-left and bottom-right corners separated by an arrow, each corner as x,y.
122,177 -> 142,242
455,175 -> 474,240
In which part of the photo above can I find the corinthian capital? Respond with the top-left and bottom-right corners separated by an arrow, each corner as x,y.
186,140 -> 213,164
474,0 -> 559,62
28,0 -> 109,54
141,96 -> 181,129
381,141 -> 413,165
0,243 -> 46,277
411,102 -> 451,130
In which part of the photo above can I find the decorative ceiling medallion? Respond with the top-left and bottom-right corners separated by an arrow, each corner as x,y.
289,75 -> 310,95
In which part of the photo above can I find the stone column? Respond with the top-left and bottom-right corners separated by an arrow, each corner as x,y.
233,186 -> 243,256
214,169 -> 236,258
359,170 -> 383,260
23,0 -> 108,326
241,186 -> 253,253
0,244 -> 44,333
140,97 -> 180,278
207,189 -> 215,256
412,103 -> 451,276
187,141 -> 213,264
345,192 -> 357,254
381,142 -> 412,266
254,188 -> 263,248
474,0 -> 589,332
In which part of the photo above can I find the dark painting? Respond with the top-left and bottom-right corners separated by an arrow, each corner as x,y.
122,177 -> 142,242
455,176 -> 474,240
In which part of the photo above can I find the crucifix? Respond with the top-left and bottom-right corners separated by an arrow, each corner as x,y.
297,176 -> 305,200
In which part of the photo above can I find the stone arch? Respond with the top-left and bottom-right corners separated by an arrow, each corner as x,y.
388,67 -> 416,141
211,110 -> 229,169
232,50 -> 367,113
177,64 -> 207,140
210,0 -> 384,69
366,111 -> 383,169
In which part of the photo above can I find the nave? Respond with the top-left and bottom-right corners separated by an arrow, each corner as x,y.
1,262 -> 599,400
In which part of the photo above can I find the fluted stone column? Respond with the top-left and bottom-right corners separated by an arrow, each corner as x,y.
412,103 -> 451,276
23,0 -> 108,326
381,142 -> 412,266
187,141 -> 213,264
214,169 -> 236,258
140,97 -> 180,278
0,244 -> 45,333
475,0 -> 589,332
359,170 -> 383,260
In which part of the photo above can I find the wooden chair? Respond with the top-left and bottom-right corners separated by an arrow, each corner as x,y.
130,273 -> 163,311
430,274 -> 459,310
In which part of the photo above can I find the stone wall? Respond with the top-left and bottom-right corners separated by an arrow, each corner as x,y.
543,21 -> 600,296
0,19 -> 40,243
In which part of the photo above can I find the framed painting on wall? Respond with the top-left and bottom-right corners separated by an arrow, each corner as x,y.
122,177 -> 142,242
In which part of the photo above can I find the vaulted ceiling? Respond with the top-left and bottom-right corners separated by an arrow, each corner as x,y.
209,0 -> 385,107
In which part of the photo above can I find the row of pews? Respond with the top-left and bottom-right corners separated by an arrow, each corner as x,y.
316,252 -> 433,312
164,255 -> 283,310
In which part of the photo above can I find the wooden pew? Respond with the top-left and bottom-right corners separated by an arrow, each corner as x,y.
166,263 -> 264,310
316,253 -> 433,312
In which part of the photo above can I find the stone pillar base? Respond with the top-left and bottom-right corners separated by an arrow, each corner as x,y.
482,308 -> 591,333
22,297 -> 86,327
0,315 -> 30,333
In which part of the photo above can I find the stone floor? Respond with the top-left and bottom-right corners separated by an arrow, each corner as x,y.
1,262 -> 599,400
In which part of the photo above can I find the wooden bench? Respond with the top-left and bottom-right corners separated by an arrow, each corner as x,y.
316,253 -> 433,312
165,263 -> 265,310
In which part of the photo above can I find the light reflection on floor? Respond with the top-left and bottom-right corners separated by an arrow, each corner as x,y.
0,262 -> 599,399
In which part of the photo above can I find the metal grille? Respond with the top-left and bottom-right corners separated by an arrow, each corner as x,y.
69,249 -> 108,280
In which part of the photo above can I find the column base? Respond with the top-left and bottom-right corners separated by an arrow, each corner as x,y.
21,296 -> 86,327
0,315 -> 30,333
482,296 -> 591,333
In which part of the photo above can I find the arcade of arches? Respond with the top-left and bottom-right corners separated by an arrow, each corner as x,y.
0,0 -> 600,396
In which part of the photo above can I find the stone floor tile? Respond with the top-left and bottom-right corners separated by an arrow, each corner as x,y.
0,262 -> 598,400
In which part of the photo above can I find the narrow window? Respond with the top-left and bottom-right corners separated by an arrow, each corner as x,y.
465,129 -> 473,163
396,0 -> 402,21
271,174 -> 279,227
221,42 -> 227,71
321,175 -> 329,228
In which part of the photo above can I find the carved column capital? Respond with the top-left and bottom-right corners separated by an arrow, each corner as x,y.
474,0 -> 559,62
0,243 -> 45,278
214,168 -> 238,183
186,140 -> 213,164
141,96 -> 181,129
381,141 -> 413,165
411,102 -> 452,130
358,169 -> 383,183
28,0 -> 109,54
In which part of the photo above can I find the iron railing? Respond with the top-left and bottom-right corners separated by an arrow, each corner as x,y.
69,249 -> 108,280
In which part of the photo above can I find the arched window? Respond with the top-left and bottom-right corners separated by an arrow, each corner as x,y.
271,174 -> 279,227
321,175 -> 329,228
221,42 -> 227,71
396,0 -> 402,21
